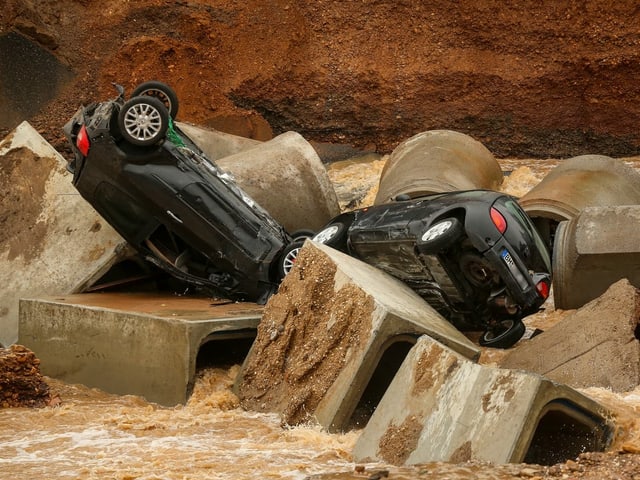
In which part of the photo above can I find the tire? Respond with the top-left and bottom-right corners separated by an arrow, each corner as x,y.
279,240 -> 305,278
312,222 -> 347,249
131,81 -> 179,119
416,217 -> 463,254
118,96 -> 169,146
479,319 -> 526,349
290,229 -> 316,242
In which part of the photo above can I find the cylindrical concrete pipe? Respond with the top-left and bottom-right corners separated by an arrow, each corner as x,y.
519,155 -> 640,249
216,131 -> 341,233
177,122 -> 261,161
374,130 -> 503,205
553,205 -> 640,310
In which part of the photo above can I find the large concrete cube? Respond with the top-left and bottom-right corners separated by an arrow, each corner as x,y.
553,205 -> 640,310
353,335 -> 613,466
19,293 -> 263,406
180,124 -> 340,233
501,279 -> 640,392
0,122 -> 129,346
235,241 -> 480,431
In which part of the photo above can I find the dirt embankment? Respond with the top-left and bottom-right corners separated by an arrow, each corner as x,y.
3,0 -> 640,159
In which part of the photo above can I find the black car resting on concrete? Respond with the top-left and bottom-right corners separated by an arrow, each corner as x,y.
63,81 -> 551,347
63,82 -> 295,304
311,190 -> 552,348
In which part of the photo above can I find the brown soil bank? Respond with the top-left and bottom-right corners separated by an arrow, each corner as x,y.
2,0 -> 640,158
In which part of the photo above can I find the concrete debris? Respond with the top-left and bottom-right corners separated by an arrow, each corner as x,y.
519,155 -> 640,250
234,241 -> 479,431
19,293 -> 263,406
501,279 -> 640,392
178,122 -> 340,233
553,205 -> 640,310
353,335 -> 613,466
520,155 -> 640,222
215,130 -> 341,232
374,130 -> 503,204
176,121 -> 261,161
0,121 -> 131,347
3,122 -> 631,465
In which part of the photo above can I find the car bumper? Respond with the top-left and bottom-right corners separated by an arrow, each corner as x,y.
484,237 -> 549,311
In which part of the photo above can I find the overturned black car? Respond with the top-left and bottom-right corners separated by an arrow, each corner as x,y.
303,190 -> 552,348
63,81 -> 296,304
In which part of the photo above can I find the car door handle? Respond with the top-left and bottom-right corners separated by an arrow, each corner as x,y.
166,210 -> 183,223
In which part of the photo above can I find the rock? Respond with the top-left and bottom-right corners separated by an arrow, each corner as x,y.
500,279 -> 640,392
0,344 -> 53,408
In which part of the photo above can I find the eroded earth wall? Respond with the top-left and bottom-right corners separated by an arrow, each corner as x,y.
2,1 -> 640,158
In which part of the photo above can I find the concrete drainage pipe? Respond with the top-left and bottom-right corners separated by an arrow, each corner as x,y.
519,155 -> 640,252
374,130 -> 503,205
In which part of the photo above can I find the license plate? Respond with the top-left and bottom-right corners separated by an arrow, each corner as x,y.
501,249 -> 515,268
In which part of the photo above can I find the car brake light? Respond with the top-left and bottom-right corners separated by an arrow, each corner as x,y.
536,278 -> 550,299
76,125 -> 90,156
490,207 -> 507,234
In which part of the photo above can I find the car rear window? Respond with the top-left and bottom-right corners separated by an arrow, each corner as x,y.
500,198 -> 551,269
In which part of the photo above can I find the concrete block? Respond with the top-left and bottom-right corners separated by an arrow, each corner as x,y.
553,205 -> 640,310
178,123 -> 340,232
353,335 -> 613,466
520,155 -> 640,222
18,293 -> 263,406
500,279 -> 640,392
216,131 -> 341,232
375,130 -> 503,204
0,122 -> 130,346
235,241 -> 480,431
176,122 -> 261,161
519,155 -> 640,248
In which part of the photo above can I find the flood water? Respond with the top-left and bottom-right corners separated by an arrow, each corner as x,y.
2,157 -> 640,479
0,368 -> 361,479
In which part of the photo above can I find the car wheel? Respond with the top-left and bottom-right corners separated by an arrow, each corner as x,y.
131,80 -> 179,119
118,96 -> 169,146
279,240 -> 306,278
479,319 -> 526,348
312,222 -> 347,248
416,217 -> 463,254
290,229 -> 316,242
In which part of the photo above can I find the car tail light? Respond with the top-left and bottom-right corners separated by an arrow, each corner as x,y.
76,125 -> 90,156
536,278 -> 550,299
490,207 -> 507,234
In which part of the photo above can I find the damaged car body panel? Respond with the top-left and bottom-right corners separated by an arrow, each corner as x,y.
313,190 -> 552,348
63,82 -> 291,304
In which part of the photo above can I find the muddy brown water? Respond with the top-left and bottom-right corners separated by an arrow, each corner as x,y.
2,158 -> 640,479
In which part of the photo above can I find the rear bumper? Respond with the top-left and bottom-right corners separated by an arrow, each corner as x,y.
484,237 -> 549,311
